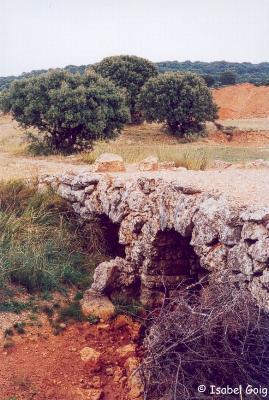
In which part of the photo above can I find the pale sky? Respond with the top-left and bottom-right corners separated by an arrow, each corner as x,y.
1,0 -> 269,76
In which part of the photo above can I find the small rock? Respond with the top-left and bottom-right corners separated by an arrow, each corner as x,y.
89,376 -> 102,389
138,156 -> 158,171
93,153 -> 125,172
105,367 -> 114,376
248,238 -> 269,263
113,366 -> 124,383
158,161 -> 176,171
80,347 -> 101,363
212,159 -> 232,169
116,344 -> 136,358
97,323 -> 110,330
81,291 -> 115,321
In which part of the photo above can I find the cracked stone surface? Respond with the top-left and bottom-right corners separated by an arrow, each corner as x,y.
39,171 -> 269,311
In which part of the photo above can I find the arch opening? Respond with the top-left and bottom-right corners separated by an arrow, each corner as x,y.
98,214 -> 125,258
141,229 -> 207,304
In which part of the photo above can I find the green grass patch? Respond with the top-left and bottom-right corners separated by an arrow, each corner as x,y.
0,180 -> 108,293
0,300 -> 31,314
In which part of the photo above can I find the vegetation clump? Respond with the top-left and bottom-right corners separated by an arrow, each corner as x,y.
0,70 -> 130,153
0,180 -> 108,292
139,72 -> 218,136
93,55 -> 158,123
141,281 -> 269,399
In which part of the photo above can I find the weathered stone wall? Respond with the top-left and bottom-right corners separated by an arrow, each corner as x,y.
39,172 -> 269,310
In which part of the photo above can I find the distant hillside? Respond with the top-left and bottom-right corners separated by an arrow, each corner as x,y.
1,60 -> 269,91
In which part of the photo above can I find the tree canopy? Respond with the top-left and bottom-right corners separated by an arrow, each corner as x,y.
139,72 -> 218,135
93,55 -> 158,123
0,70 -> 130,152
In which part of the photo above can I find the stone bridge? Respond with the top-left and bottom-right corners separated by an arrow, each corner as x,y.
39,171 -> 269,310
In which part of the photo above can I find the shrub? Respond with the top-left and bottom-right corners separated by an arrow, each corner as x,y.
139,72 -> 218,135
141,281 -> 269,399
93,55 -> 158,123
0,70 -> 130,153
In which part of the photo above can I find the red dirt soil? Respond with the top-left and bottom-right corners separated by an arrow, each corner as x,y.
0,316 -> 142,400
213,83 -> 269,119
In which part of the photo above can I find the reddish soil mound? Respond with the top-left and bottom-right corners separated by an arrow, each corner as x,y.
213,83 -> 269,119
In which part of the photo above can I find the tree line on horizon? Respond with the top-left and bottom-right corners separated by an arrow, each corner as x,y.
1,59 -> 269,91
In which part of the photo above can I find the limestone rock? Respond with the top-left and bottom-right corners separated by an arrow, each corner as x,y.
249,278 -> 269,310
227,243 -> 253,275
241,222 -> 268,241
248,238 -> 269,262
81,291 -> 115,321
212,159 -> 232,169
200,244 -> 228,271
159,161 -> 176,170
138,156 -> 158,171
240,206 -> 269,223
116,344 -> 136,358
80,347 -> 101,363
93,153 -> 125,172
57,183 -> 76,201
90,257 -> 135,294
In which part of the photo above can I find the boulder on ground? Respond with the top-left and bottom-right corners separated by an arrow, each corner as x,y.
93,153 -> 126,172
138,156 -> 158,171
212,159 -> 232,169
81,290 -> 115,321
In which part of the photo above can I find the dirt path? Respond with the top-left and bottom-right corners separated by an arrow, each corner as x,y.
0,152 -> 89,181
